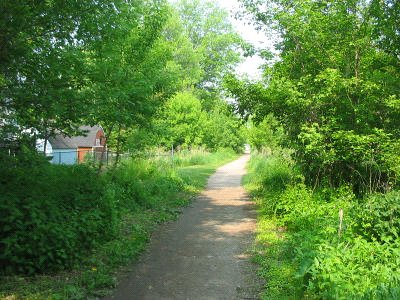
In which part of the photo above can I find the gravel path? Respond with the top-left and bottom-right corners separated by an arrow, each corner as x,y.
104,155 -> 261,300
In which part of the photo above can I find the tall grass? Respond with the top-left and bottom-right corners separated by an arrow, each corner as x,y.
244,152 -> 300,299
149,147 -> 237,167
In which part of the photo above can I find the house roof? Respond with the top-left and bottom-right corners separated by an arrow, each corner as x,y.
49,126 -> 104,149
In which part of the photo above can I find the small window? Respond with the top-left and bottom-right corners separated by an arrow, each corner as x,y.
95,138 -> 100,146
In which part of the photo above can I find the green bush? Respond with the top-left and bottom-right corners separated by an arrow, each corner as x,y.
246,114 -> 285,153
253,152 -> 293,185
247,151 -> 400,299
153,91 -> 245,153
308,238 -> 400,299
0,151 -> 116,275
279,184 -> 400,299
354,191 -> 400,243
246,152 -> 297,216
171,148 -> 209,167
298,127 -> 400,194
0,147 -> 239,300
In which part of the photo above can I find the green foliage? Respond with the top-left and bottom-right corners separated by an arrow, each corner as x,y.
354,191 -> 400,243
232,0 -> 400,192
1,0 -> 246,162
244,153 -> 300,299
307,238 -> 400,299
174,0 -> 243,90
2,0 -> 173,144
0,0 -> 105,139
0,150 -> 115,275
170,148 -> 237,168
85,0 -> 179,159
162,8 -> 204,89
246,114 -> 285,153
298,126 -> 400,193
155,91 -> 207,148
0,149 -> 237,298
106,158 -> 185,211
1,0 -> 207,157
203,102 -> 245,153
246,150 -> 294,195
369,0 -> 400,57
152,91 -> 245,152
246,151 -> 400,299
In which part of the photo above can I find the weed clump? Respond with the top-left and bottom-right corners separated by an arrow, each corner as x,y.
246,152 -> 400,299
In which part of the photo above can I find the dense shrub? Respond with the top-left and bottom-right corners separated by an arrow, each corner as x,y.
299,127 -> 400,194
288,188 -> 400,299
248,150 -> 294,191
247,152 -> 400,299
153,91 -> 245,153
246,114 -> 285,154
0,151 -> 116,274
308,238 -> 400,299
354,191 -> 400,243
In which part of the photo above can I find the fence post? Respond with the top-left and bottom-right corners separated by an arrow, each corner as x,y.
338,208 -> 344,240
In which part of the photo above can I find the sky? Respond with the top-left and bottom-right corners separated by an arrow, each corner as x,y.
215,0 -> 272,80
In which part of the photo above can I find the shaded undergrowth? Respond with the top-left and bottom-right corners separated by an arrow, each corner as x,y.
0,149 -> 238,299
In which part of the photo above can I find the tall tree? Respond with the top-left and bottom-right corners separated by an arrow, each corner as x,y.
162,7 -> 204,90
230,0 -> 400,192
369,0 -> 400,58
155,90 -> 207,148
0,1 -> 120,145
86,0 -> 173,158
174,0 -> 244,108
0,0 -> 182,160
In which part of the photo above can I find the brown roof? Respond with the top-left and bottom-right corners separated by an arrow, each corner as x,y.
49,126 -> 103,149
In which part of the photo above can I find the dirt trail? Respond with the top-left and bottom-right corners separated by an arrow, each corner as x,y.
104,155 -> 261,299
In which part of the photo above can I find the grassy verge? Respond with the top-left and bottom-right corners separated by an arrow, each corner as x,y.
245,152 -> 400,299
244,151 -> 300,299
0,149 -> 238,300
